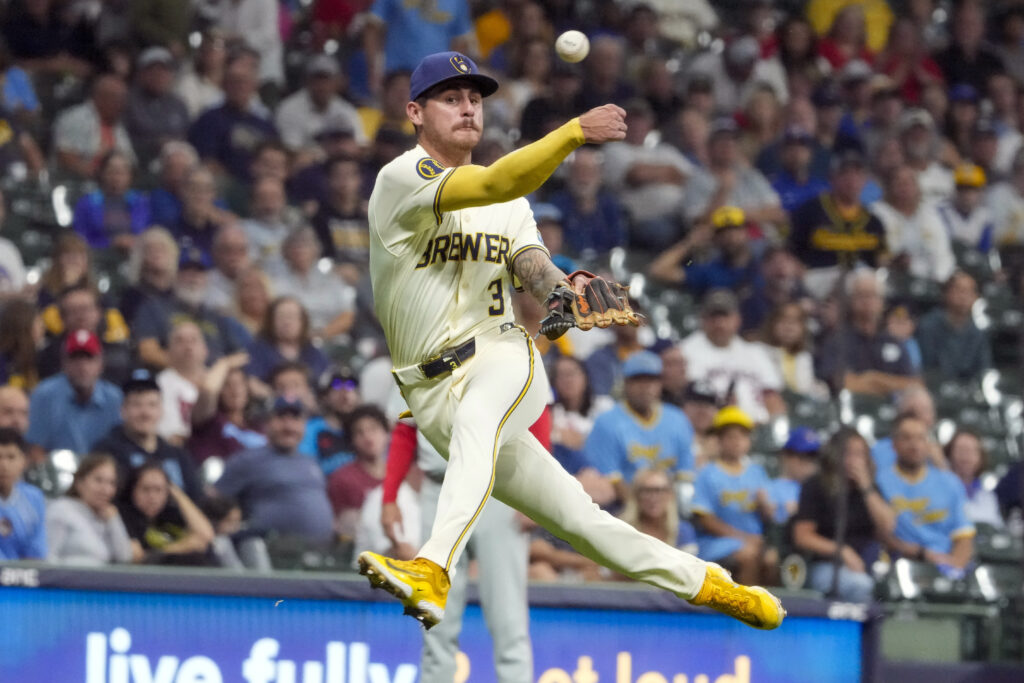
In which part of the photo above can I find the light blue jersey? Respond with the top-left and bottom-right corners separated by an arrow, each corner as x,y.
692,459 -> 770,561
370,0 -> 473,72
877,465 -> 975,554
871,437 -> 896,471
0,481 -> 46,560
583,402 -> 695,483
768,477 -> 801,524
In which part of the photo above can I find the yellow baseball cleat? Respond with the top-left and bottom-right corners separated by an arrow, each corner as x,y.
357,551 -> 451,629
688,563 -> 786,630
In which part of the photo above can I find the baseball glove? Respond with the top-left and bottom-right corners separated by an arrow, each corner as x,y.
538,270 -> 640,340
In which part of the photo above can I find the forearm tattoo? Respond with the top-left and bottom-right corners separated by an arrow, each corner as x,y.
512,248 -> 566,304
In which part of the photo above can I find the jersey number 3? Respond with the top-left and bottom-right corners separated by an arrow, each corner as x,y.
487,279 -> 505,316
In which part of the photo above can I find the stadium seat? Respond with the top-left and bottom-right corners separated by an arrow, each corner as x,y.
782,391 -> 838,433
973,524 -> 1024,566
882,558 -> 974,603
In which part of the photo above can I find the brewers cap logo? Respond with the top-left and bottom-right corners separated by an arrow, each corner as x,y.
417,157 -> 446,179
450,55 -> 471,74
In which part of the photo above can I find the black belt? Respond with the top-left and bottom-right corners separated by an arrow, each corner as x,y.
419,338 -> 476,379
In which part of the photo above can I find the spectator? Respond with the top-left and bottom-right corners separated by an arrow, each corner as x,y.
988,148 -> 1024,244
0,428 -> 46,560
549,355 -> 614,481
267,362 -> 317,417
26,330 -> 122,459
755,96 -> 831,180
884,304 -> 922,373
2,0 -> 93,78
124,47 -> 190,169
898,108 -> 954,203
788,148 -> 888,294
288,116 -> 362,209
758,302 -> 826,398
231,266 -> 273,335
656,342 -> 689,409
871,387 -> 946,472
149,141 -> 200,227
133,247 -> 250,368
310,154 -> 369,278
357,70 -> 416,143
816,4 -> 874,70
176,28 -> 227,118
188,57 -> 278,182
934,3 -> 1005,94
299,367 -> 361,475
770,126 -> 830,213
739,87 -> 784,161
769,427 -> 821,525
945,430 -> 1004,529
0,385 -> 29,434
792,427 -> 895,602
680,289 -> 785,423
916,271 -> 991,381
649,206 -> 762,299
577,35 -> 635,110
246,296 -> 329,383
774,15 -> 829,87
190,354 -> 265,464
267,226 -> 356,339
71,150 -> 150,251
213,395 -> 334,544
877,17 -> 943,105
276,55 -> 364,151
46,453 -> 133,566
155,321 -> 209,445
936,164 -> 995,251
327,405 -> 390,538
0,190 -> 27,299
0,35 -> 39,120
491,36 -> 552,129
546,147 -> 626,258
37,233 -> 93,309
361,0 -> 473,96
683,118 -> 785,233
93,368 -> 203,502
681,381 -> 719,469
945,84 -> 982,159
583,351 -> 695,505
0,300 -> 41,390
206,222 -> 252,313
172,166 -> 235,258
601,98 -> 691,249
519,62 -> 584,144
117,462 -> 215,566
242,177 -> 303,263
216,0 -> 284,88
121,227 -> 179,325
37,284 -> 132,387
619,468 -> 696,555
53,73 -> 134,179
739,246 -> 810,334
691,406 -> 775,585
816,269 -> 919,395
584,318 -> 644,398
872,164 -> 954,282
687,35 -> 788,114
877,414 -> 975,572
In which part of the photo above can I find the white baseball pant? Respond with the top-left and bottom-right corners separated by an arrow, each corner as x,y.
392,324 -> 707,598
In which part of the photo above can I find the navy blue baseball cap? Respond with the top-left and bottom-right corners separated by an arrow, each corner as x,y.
272,395 -> 306,416
178,245 -> 211,271
409,52 -> 499,101
783,427 -> 822,455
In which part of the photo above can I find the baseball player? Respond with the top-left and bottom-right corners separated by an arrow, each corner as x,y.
358,50 -> 785,632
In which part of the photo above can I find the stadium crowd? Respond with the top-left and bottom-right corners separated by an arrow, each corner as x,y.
0,0 -> 1023,604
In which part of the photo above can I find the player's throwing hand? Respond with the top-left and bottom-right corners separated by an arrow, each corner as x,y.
578,104 -> 627,144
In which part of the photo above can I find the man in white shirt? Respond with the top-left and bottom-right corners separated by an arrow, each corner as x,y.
680,289 -> 785,423
275,55 -> 367,151
156,321 -> 208,445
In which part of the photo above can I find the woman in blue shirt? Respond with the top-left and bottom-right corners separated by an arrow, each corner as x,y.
71,150 -> 151,250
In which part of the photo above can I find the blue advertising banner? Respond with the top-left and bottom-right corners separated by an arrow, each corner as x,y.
0,586 -> 862,683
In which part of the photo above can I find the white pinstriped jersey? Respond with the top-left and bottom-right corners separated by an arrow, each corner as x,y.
369,145 -> 547,368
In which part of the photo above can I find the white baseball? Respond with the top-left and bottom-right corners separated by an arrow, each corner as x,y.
555,30 -> 589,63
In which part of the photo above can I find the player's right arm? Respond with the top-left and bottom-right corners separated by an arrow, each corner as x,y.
436,105 -> 627,213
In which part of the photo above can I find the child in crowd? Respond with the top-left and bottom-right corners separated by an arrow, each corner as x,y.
0,427 -> 46,560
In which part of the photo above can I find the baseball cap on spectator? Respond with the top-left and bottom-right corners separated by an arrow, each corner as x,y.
954,163 -> 986,188
306,54 -> 340,78
950,83 -> 980,104
65,329 -> 101,357
272,395 -> 306,416
830,145 -> 867,173
712,405 -> 753,431
868,74 -> 898,99
701,289 -> 739,316
782,125 -> 814,146
972,117 -> 998,139
409,51 -> 498,101
684,380 -> 718,405
898,108 -> 934,134
179,246 -> 211,271
725,36 -> 760,66
711,205 -> 746,230
811,81 -> 842,108
782,427 -> 821,456
318,366 -> 359,394
532,203 -> 563,225
137,46 -> 174,69
122,368 -> 160,395
709,116 -> 740,139
622,351 -> 663,379
314,114 -> 355,141
839,59 -> 873,84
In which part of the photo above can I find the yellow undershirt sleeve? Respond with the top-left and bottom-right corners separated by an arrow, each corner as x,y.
436,118 -> 586,213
